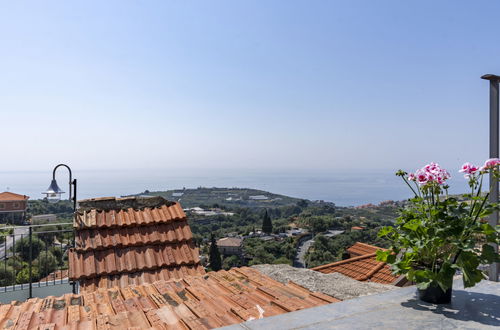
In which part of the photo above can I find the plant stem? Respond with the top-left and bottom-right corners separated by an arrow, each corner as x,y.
402,176 -> 418,197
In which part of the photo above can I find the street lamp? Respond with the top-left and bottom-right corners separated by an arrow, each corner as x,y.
42,163 -> 78,294
42,164 -> 77,211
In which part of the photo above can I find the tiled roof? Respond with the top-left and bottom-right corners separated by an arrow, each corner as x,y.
311,253 -> 398,285
75,221 -> 193,251
217,237 -> 243,247
69,242 -> 200,278
0,267 -> 339,329
80,264 -> 206,291
74,203 -> 186,229
69,197 -> 204,291
346,242 -> 384,258
0,191 -> 29,201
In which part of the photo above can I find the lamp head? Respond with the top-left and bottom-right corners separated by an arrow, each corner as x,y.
42,179 -> 65,203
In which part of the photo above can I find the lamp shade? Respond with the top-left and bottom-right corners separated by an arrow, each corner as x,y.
42,179 -> 65,203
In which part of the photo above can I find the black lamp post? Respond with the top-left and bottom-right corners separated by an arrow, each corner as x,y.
42,163 -> 78,293
42,164 -> 77,211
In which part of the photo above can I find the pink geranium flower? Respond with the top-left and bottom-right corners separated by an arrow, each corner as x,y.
459,162 -> 479,178
413,162 -> 451,185
415,169 -> 429,185
479,158 -> 500,171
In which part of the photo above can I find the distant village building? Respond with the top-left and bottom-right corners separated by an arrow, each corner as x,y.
286,228 -> 306,237
248,195 -> 269,200
0,192 -> 29,224
217,237 -> 243,256
184,207 -> 234,217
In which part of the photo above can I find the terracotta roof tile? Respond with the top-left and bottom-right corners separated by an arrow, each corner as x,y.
0,267 -> 338,329
70,242 -> 200,280
0,191 -> 29,201
74,203 -> 186,229
217,237 -> 243,247
70,197 -> 203,290
346,242 -> 385,257
311,243 -> 398,285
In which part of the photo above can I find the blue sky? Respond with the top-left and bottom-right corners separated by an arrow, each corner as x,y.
1,1 -> 499,174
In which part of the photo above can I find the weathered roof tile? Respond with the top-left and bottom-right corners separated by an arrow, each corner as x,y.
70,197 -> 203,291
0,267 -> 338,329
311,242 -> 398,285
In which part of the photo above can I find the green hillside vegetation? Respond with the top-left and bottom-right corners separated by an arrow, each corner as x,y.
186,191 -> 399,269
26,188 -> 401,271
128,187 -> 303,208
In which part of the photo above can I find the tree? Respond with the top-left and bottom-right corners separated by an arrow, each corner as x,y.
15,237 -> 46,261
16,267 -> 40,284
262,210 -> 273,234
208,234 -> 222,271
222,255 -> 242,270
35,251 -> 58,278
309,217 -> 328,234
297,200 -> 309,208
0,266 -> 16,286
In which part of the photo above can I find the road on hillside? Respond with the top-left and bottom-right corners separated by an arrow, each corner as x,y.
293,236 -> 314,268
293,230 -> 345,268
0,227 -> 29,260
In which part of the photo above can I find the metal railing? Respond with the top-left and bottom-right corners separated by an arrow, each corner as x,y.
0,222 -> 74,297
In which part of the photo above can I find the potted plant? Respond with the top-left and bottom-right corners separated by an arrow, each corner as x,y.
377,160 -> 500,304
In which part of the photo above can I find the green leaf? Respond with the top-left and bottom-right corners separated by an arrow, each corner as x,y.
480,244 -> 500,263
435,262 -> 455,291
376,250 -> 390,262
416,281 -> 432,290
456,252 -> 485,288
481,223 -> 496,235
403,221 -> 420,232
378,226 -> 394,238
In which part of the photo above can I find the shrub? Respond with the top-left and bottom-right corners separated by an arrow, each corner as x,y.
35,251 -> 58,278
15,237 -> 46,261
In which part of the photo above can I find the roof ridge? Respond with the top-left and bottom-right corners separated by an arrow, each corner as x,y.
76,201 -> 178,214
311,253 -> 377,271
0,191 -> 29,200
352,242 -> 386,250
77,196 -> 175,212
73,203 -> 186,229
355,260 -> 387,281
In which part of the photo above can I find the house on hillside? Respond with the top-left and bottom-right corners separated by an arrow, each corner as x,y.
248,195 -> 269,200
217,237 -> 243,256
0,191 -> 29,224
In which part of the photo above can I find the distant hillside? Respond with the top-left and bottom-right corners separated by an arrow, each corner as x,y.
126,187 -> 304,208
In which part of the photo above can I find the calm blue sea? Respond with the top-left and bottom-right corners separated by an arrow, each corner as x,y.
0,169 -> 472,206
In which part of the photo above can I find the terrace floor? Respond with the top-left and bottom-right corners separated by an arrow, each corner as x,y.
224,278 -> 500,329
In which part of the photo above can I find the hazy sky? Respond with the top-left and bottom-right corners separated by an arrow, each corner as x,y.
1,1 -> 499,173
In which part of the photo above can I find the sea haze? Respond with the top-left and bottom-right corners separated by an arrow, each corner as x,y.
0,168 -> 472,206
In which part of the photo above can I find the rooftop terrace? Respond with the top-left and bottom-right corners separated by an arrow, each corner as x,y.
224,277 -> 500,329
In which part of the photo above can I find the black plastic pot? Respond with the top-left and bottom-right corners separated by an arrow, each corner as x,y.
417,282 -> 452,304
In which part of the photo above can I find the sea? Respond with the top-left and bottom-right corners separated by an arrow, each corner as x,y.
0,168 -> 473,207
